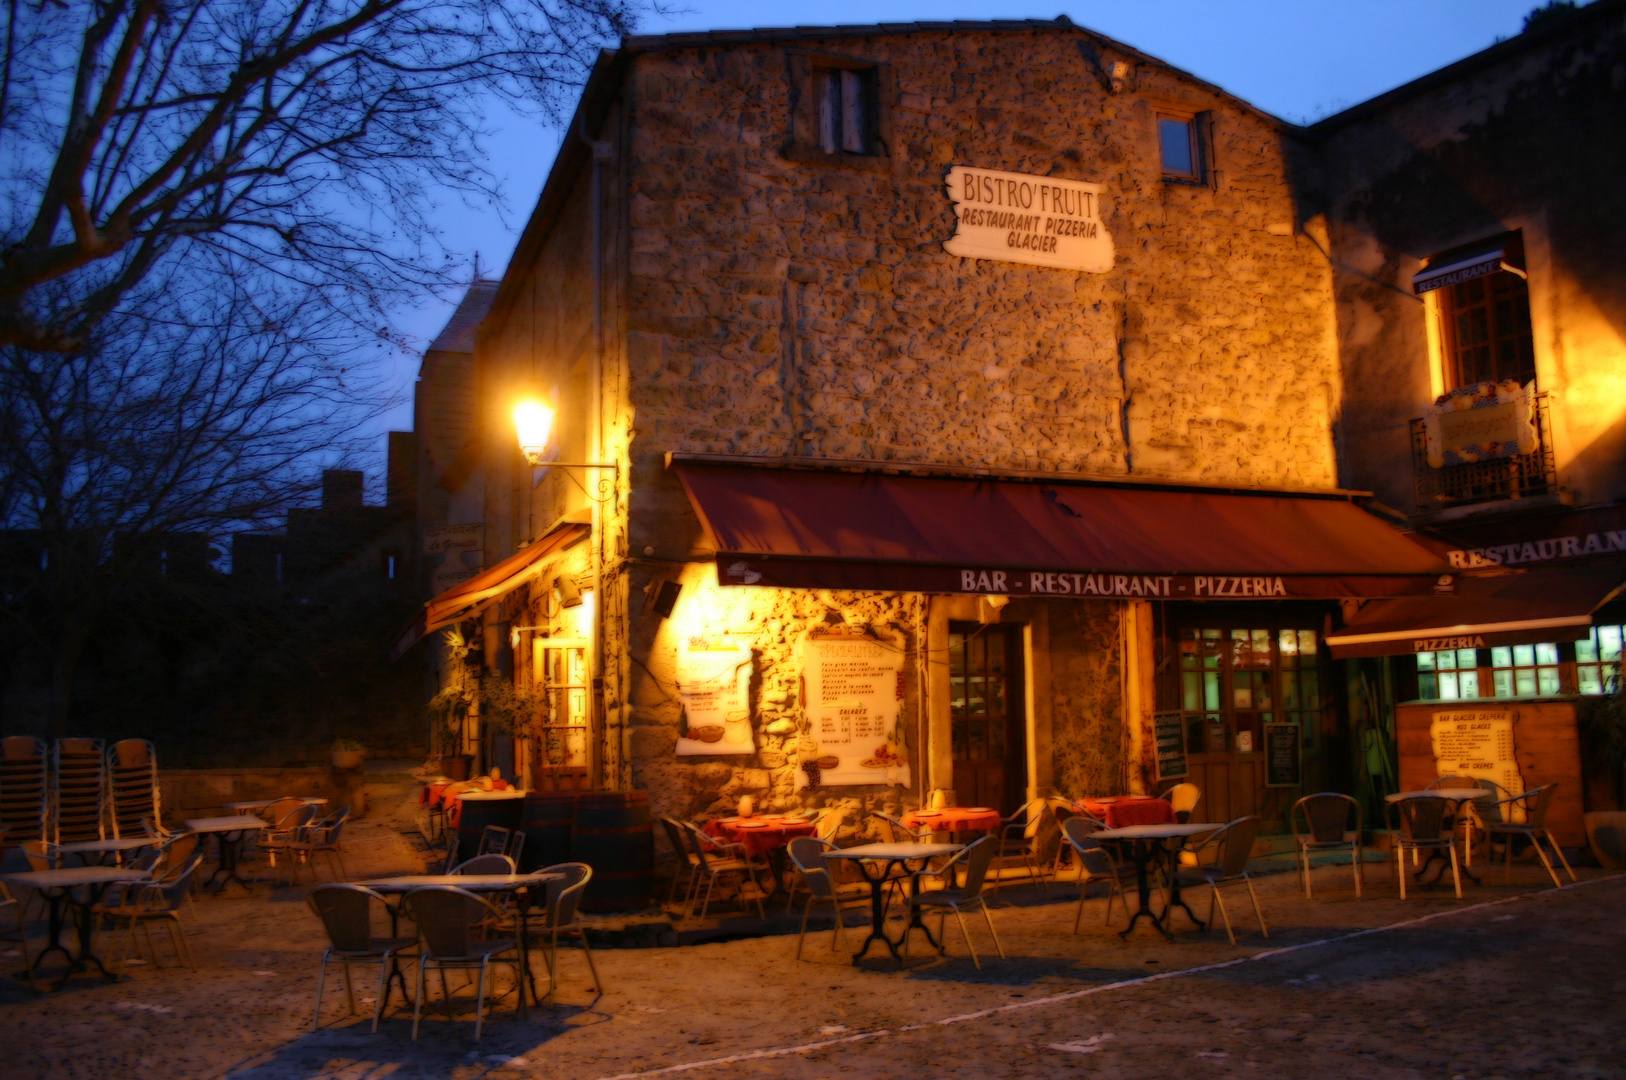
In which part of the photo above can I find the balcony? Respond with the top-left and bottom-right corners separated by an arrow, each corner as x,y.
1411,392 -> 1556,510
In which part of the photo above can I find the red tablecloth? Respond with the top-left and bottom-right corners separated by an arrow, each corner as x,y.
439,781 -> 514,828
901,807 -> 1004,833
1077,795 -> 1174,829
421,781 -> 453,809
703,816 -> 817,858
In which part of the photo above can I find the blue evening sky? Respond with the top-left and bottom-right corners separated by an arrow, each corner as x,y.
372,0 -> 1553,440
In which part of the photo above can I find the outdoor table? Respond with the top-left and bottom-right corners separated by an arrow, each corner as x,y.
224,797 -> 327,815
900,806 -> 1003,835
1385,789 -> 1495,888
1092,822 -> 1220,940
823,842 -> 964,964
1076,795 -> 1175,830
704,815 -> 817,896
0,866 -> 150,989
185,815 -> 270,892
54,836 -> 159,866
365,872 -> 565,1008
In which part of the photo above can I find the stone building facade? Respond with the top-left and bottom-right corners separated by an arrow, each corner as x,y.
399,5 -> 1626,841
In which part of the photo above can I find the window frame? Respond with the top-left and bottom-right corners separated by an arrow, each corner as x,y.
785,49 -> 893,171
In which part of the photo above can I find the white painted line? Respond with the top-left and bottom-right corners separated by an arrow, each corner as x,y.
589,873 -> 1625,1080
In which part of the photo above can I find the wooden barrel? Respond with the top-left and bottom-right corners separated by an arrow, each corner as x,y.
571,791 -> 654,912
520,791 -> 577,872
454,790 -> 525,862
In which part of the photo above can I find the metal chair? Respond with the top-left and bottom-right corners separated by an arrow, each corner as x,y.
1166,782 -> 1201,823
659,817 -> 701,910
264,804 -> 319,880
1290,793 -> 1364,899
528,862 -> 604,1003
1483,784 -> 1576,887
1172,816 -> 1269,945
872,811 -> 931,843
1060,816 -> 1131,931
403,885 -> 525,1040
477,825 -> 524,864
787,836 -> 869,960
991,798 -> 1052,893
452,853 -> 516,876
0,879 -> 33,975
1391,796 -> 1461,900
307,884 -> 416,1032
100,852 -> 205,972
283,807 -> 352,883
680,821 -> 766,919
903,836 -> 1006,969
813,807 -> 846,843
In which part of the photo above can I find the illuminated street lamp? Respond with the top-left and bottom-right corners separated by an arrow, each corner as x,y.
512,398 -> 618,474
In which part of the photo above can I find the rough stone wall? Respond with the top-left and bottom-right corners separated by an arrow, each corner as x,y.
623,559 -> 924,834
1043,599 -> 1128,798
1319,10 -> 1626,511
622,26 -> 1341,565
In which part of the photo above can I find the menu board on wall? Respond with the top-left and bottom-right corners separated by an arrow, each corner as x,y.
1429,708 -> 1522,794
675,636 -> 754,756
1153,711 -> 1187,780
797,629 -> 909,787
1264,723 -> 1302,788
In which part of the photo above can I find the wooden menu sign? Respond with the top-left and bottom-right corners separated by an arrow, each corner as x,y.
1264,723 -> 1302,788
1429,708 -> 1522,794
1153,711 -> 1187,780
674,635 -> 754,756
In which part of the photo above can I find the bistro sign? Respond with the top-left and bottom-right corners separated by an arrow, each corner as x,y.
943,165 -> 1114,272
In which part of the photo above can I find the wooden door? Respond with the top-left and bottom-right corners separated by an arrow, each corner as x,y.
1175,626 -> 1322,830
530,638 -> 592,791
948,623 -> 1026,815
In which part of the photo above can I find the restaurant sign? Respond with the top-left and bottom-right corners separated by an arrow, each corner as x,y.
943,165 -> 1114,273
1429,708 -> 1522,798
675,635 -> 755,756
796,629 -> 909,788
719,556 -> 1450,600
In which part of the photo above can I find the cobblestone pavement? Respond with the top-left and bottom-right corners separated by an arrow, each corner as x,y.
4,825 -> 1622,1080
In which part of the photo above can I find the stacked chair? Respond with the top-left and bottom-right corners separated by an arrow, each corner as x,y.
106,739 -> 160,840
0,736 -> 48,849
51,737 -> 108,844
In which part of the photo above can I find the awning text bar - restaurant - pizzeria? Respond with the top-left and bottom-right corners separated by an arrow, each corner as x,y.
671,460 -> 1453,600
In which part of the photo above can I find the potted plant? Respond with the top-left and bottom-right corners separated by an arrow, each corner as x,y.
331,738 -> 366,771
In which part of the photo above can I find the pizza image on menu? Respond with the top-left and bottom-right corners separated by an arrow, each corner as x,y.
860,744 -> 907,770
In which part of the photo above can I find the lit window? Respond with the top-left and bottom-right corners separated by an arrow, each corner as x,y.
1159,116 -> 1198,180
1417,647 -> 1480,700
1490,643 -> 1561,698
815,67 -> 873,155
1440,268 -> 1536,388
1577,625 -> 1623,695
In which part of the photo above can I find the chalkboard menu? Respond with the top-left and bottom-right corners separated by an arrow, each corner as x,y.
1154,711 -> 1187,780
1265,722 -> 1301,788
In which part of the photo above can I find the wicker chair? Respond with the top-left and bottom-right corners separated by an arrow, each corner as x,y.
282,807 -> 352,883
1060,816 -> 1132,931
1392,796 -> 1461,900
100,852 -> 205,972
990,798 -> 1052,894
903,837 -> 1006,969
1483,784 -> 1576,887
1172,816 -> 1269,945
403,886 -> 525,1040
787,836 -> 869,960
452,853 -> 516,876
528,863 -> 604,1003
307,884 -> 416,1032
659,817 -> 701,910
1290,793 -> 1364,899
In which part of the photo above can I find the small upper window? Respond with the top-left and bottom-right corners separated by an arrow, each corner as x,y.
1159,116 -> 1199,180
816,67 -> 872,155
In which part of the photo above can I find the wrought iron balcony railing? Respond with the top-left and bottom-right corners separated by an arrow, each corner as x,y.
1410,392 -> 1556,510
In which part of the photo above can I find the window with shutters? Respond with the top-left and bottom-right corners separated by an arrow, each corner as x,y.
785,51 -> 892,169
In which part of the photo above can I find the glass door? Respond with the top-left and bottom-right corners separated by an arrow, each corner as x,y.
948,623 -> 1026,815
531,637 -> 592,791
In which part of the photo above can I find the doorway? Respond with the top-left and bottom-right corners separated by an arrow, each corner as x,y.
948,622 -> 1027,815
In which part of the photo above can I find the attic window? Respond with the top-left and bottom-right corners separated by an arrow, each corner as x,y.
1159,116 -> 1200,180
785,50 -> 892,170
816,67 -> 873,154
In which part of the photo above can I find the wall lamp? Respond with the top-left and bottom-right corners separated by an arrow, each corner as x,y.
513,400 -> 618,490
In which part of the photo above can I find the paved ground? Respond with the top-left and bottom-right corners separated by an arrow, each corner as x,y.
4,809 -> 1623,1080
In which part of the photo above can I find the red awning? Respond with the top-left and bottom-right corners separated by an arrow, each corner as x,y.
390,522 -> 588,659
672,462 -> 1452,600
1326,563 -> 1626,658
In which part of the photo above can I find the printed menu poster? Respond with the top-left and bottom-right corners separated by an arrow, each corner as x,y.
797,629 -> 909,787
1429,708 -> 1522,796
675,636 -> 754,756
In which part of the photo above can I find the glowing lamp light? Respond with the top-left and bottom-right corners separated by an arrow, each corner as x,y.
514,400 -> 555,465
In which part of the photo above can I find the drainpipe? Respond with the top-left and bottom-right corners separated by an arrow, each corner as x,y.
578,114 -> 615,788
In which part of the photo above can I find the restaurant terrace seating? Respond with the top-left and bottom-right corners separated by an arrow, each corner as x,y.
452,853 -> 516,875
99,851 -> 204,972
1483,783 -> 1576,888
903,836 -> 1006,969
1172,816 -> 1269,945
1166,783 -> 1201,823
307,884 -> 417,1033
990,798 -> 1053,894
1290,793 -> 1364,899
529,862 -> 604,1004
404,885 -> 525,1041
1392,796 -> 1461,900
679,820 -> 767,919
787,836 -> 869,960
1060,816 -> 1131,931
